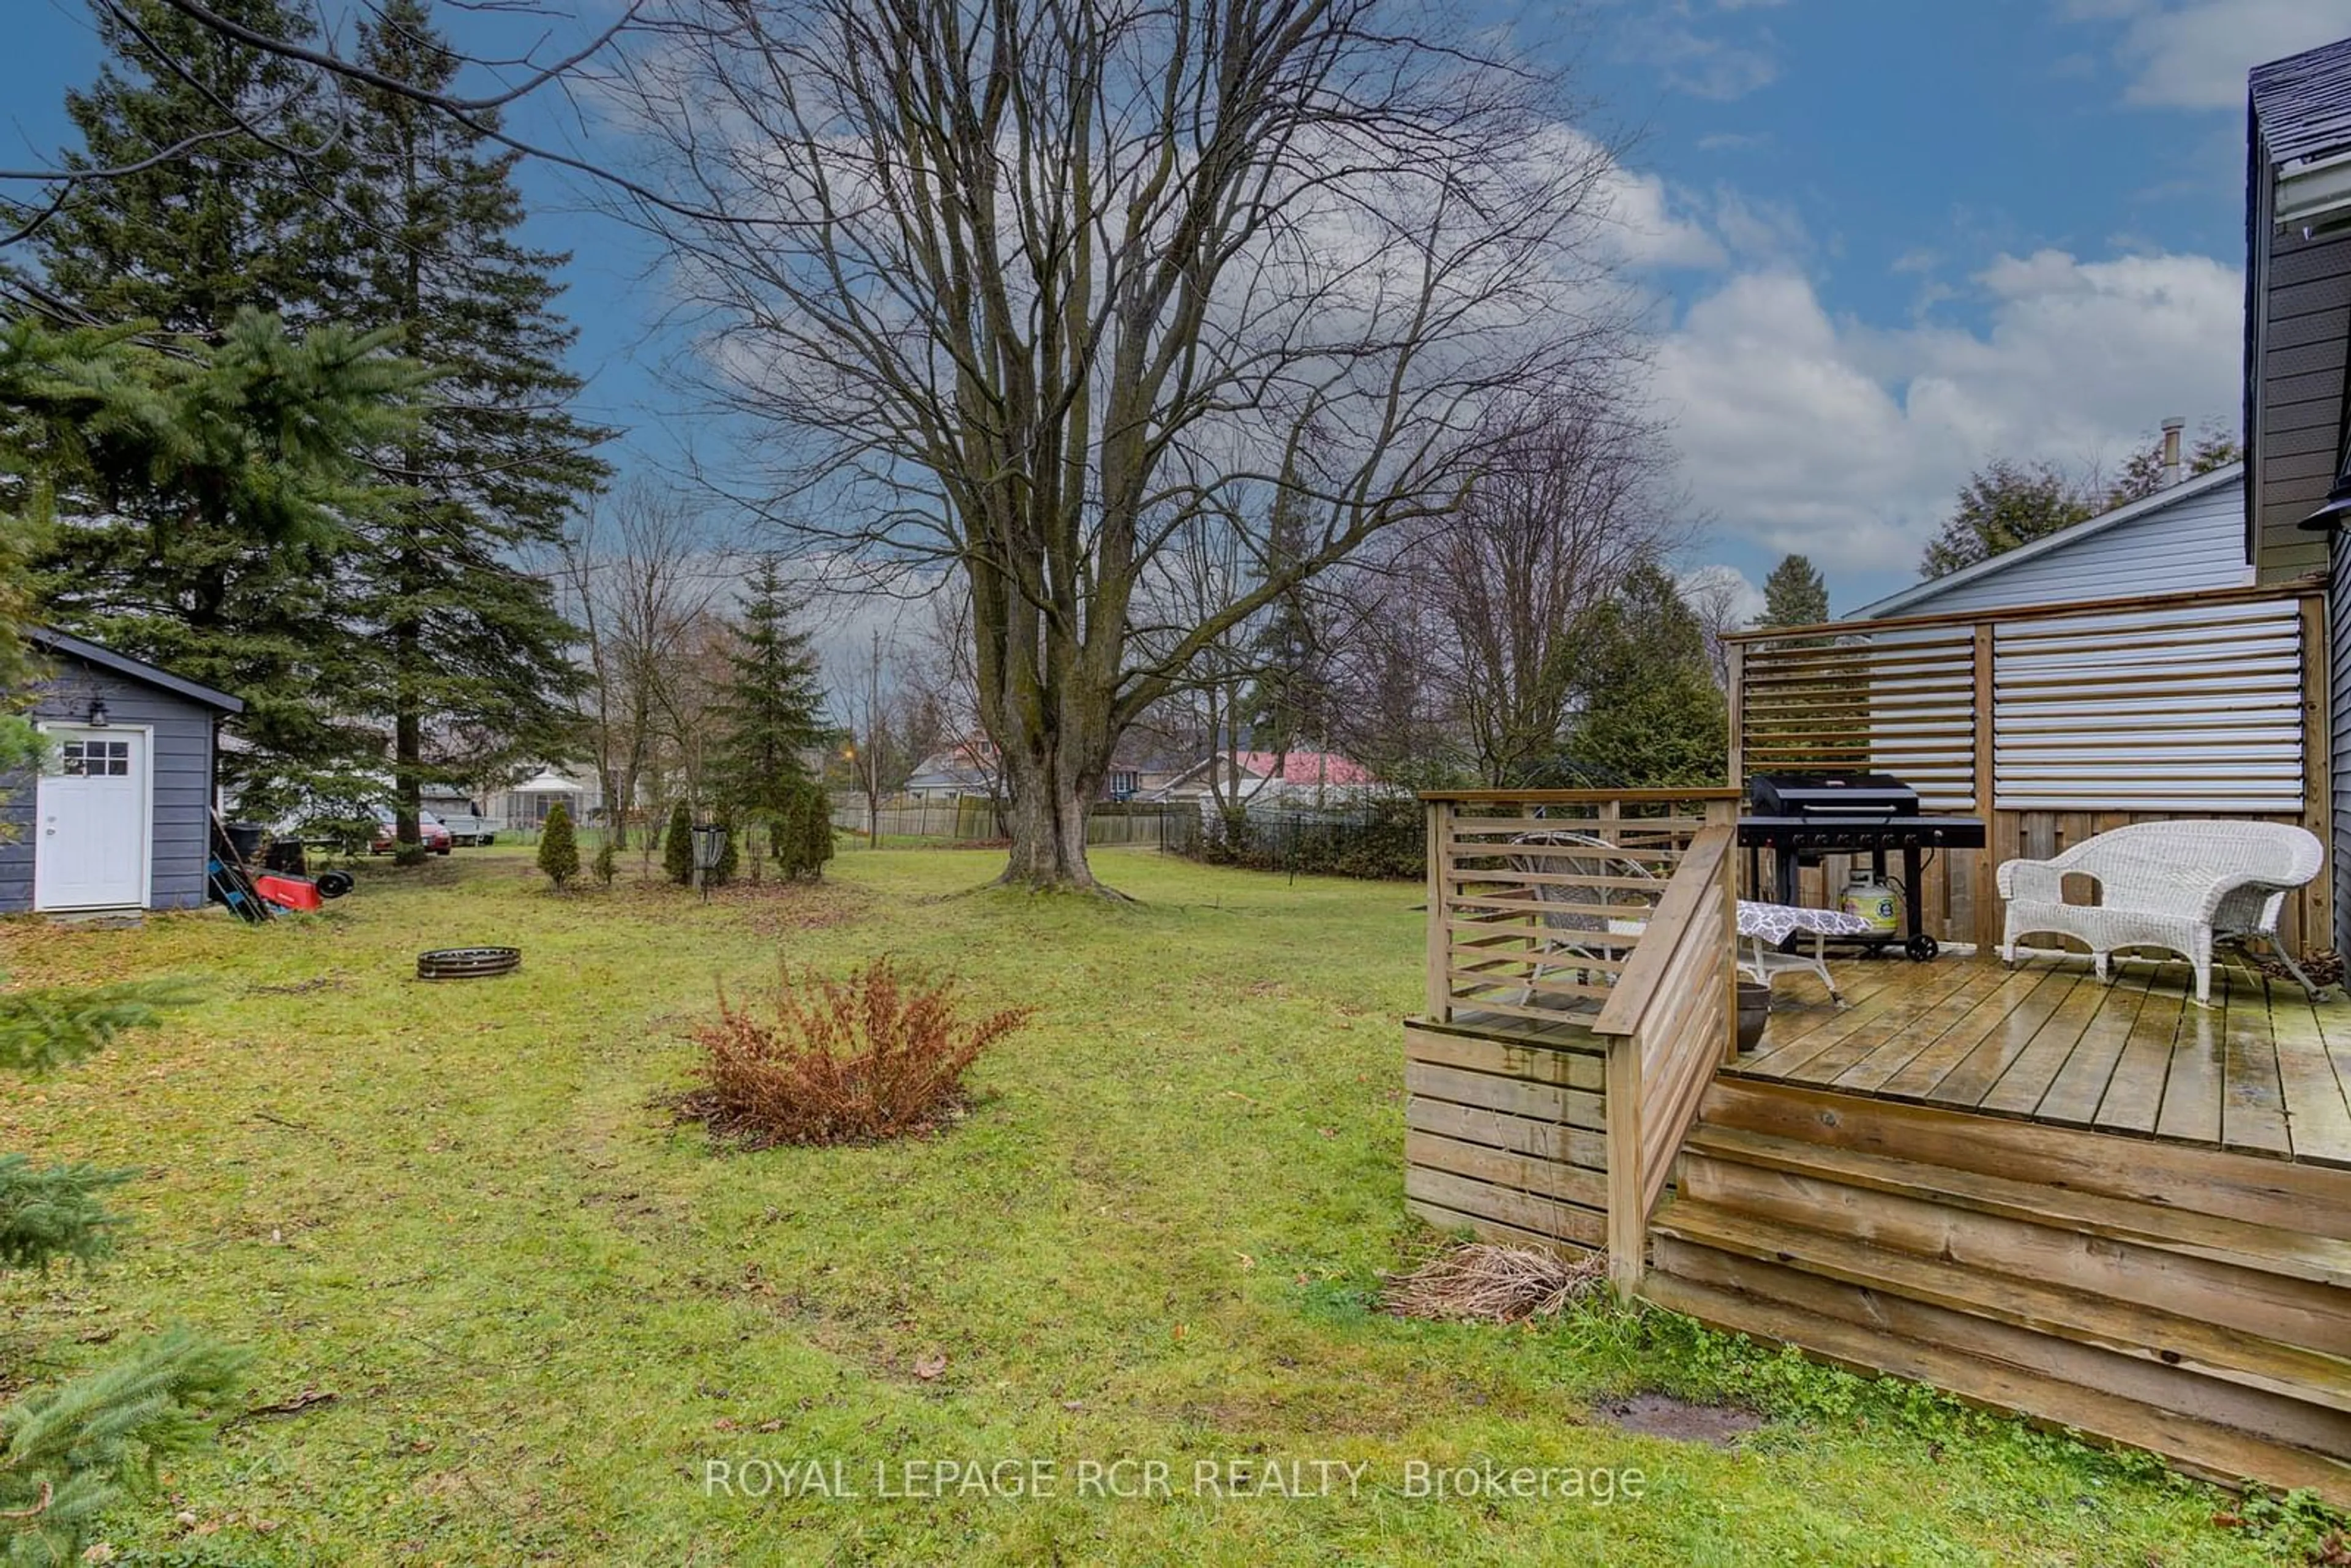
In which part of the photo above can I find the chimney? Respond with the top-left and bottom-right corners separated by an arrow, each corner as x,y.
2159,416 -> 2186,489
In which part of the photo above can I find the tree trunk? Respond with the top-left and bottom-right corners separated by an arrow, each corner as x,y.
995,743 -> 1105,892
393,605 -> 422,851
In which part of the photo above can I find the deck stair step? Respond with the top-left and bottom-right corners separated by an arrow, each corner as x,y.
1643,1082 -> 2351,1505
1651,1196 -> 2351,1413
1698,1075 -> 2351,1241
1682,1123 -> 2351,1289
1642,1259 -> 2351,1503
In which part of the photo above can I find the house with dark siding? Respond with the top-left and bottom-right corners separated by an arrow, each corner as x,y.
2249,34 -> 2351,956
0,629 -> 242,914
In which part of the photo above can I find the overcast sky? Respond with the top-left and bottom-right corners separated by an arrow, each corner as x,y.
10,0 -> 2351,623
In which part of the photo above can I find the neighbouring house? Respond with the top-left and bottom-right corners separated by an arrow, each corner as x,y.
898,737 -> 1184,804
488,767 -> 601,830
1848,448 -> 2249,621
901,748 -> 995,802
2247,34 -> 2351,953
1153,749 -> 1375,805
0,629 -> 243,914
1103,743 -> 1189,802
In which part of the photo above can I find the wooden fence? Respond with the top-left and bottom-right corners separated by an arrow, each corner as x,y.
829,798 -> 1180,847
1724,581 -> 2332,953
1407,789 -> 1741,1292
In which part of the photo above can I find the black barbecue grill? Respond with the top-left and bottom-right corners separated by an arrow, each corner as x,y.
1738,771 -> 1987,960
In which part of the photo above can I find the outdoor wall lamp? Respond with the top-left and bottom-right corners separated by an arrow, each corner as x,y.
86,697 -> 109,728
2302,471 -> 2351,531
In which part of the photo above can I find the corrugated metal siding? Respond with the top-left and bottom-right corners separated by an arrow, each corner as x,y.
0,655 -> 219,914
2254,222 -> 2351,583
1880,477 -> 2251,620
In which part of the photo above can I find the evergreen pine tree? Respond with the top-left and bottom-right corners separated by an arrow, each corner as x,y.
537,801 -> 580,889
17,312 -> 425,821
773,784 -> 811,877
710,556 -> 827,830
324,0 -> 611,855
1919,460 -> 2096,579
23,2 -> 413,823
29,0 -> 338,336
1242,477 -> 1331,770
0,978 -> 245,1564
1756,554 -> 1829,629
1565,565 -> 1728,788
0,339 -> 250,1559
593,835 -> 618,888
664,801 -> 696,886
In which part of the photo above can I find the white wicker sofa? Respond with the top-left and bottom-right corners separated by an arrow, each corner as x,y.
1997,820 -> 2325,1005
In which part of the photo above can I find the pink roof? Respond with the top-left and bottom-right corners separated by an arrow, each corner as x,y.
1231,750 -> 1374,786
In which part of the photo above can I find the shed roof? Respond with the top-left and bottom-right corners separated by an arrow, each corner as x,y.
1846,463 -> 2244,622
28,628 -> 245,713
2252,36 -> 2351,167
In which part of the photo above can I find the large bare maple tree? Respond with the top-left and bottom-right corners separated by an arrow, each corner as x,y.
607,0 -> 1632,890
37,0 -> 1638,893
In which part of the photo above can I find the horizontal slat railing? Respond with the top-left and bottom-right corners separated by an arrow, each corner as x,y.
1422,790 -> 1739,1028
1589,825 -> 1738,1293
1416,792 -> 1739,1293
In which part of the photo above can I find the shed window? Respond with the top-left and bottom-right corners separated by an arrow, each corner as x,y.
60,740 -> 130,778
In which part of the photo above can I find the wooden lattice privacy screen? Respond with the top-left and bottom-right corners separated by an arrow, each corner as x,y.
1726,583 -> 2331,950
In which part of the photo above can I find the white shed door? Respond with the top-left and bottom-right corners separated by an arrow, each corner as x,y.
34,728 -> 148,911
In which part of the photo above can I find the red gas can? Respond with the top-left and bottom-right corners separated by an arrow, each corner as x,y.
255,873 -> 323,912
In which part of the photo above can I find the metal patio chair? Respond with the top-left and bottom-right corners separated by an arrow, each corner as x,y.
1506,830 -> 1665,1008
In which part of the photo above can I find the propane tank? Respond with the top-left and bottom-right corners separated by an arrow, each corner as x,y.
1841,877 -> 1900,936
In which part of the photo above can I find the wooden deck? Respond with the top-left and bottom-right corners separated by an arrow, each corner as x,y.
1727,950 -> 2351,1169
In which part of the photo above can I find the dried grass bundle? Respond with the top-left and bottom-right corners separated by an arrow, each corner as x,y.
1382,1242 -> 1605,1323
677,957 -> 1033,1147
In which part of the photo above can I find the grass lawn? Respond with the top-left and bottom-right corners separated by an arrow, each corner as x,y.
0,846 -> 2323,1565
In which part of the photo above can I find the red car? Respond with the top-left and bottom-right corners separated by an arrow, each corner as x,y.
369,811 -> 452,855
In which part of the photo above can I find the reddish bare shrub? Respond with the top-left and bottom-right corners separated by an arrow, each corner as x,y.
678,958 -> 1032,1146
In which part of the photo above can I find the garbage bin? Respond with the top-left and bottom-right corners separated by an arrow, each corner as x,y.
224,822 -> 266,865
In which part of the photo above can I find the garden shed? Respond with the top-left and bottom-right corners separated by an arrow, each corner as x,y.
0,628 -> 242,914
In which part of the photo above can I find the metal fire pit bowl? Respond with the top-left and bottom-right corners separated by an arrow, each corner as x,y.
416,946 -> 522,981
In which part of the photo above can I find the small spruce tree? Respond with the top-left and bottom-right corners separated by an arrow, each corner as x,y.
799,783 -> 836,880
772,785 -> 808,878
710,556 -> 828,832
537,801 -> 580,890
664,801 -> 695,885
593,835 -> 617,888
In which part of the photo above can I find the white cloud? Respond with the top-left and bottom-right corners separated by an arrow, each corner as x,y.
2081,0 -> 2351,110
1646,249 -> 2243,576
1590,157 -> 1729,270
1679,562 -> 1765,625
1622,21 -> 1782,101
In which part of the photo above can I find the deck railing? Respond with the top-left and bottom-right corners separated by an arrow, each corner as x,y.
1422,789 -> 1738,1026
1589,823 -> 1738,1292
1417,789 -> 1741,1291
1722,580 -> 2331,952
